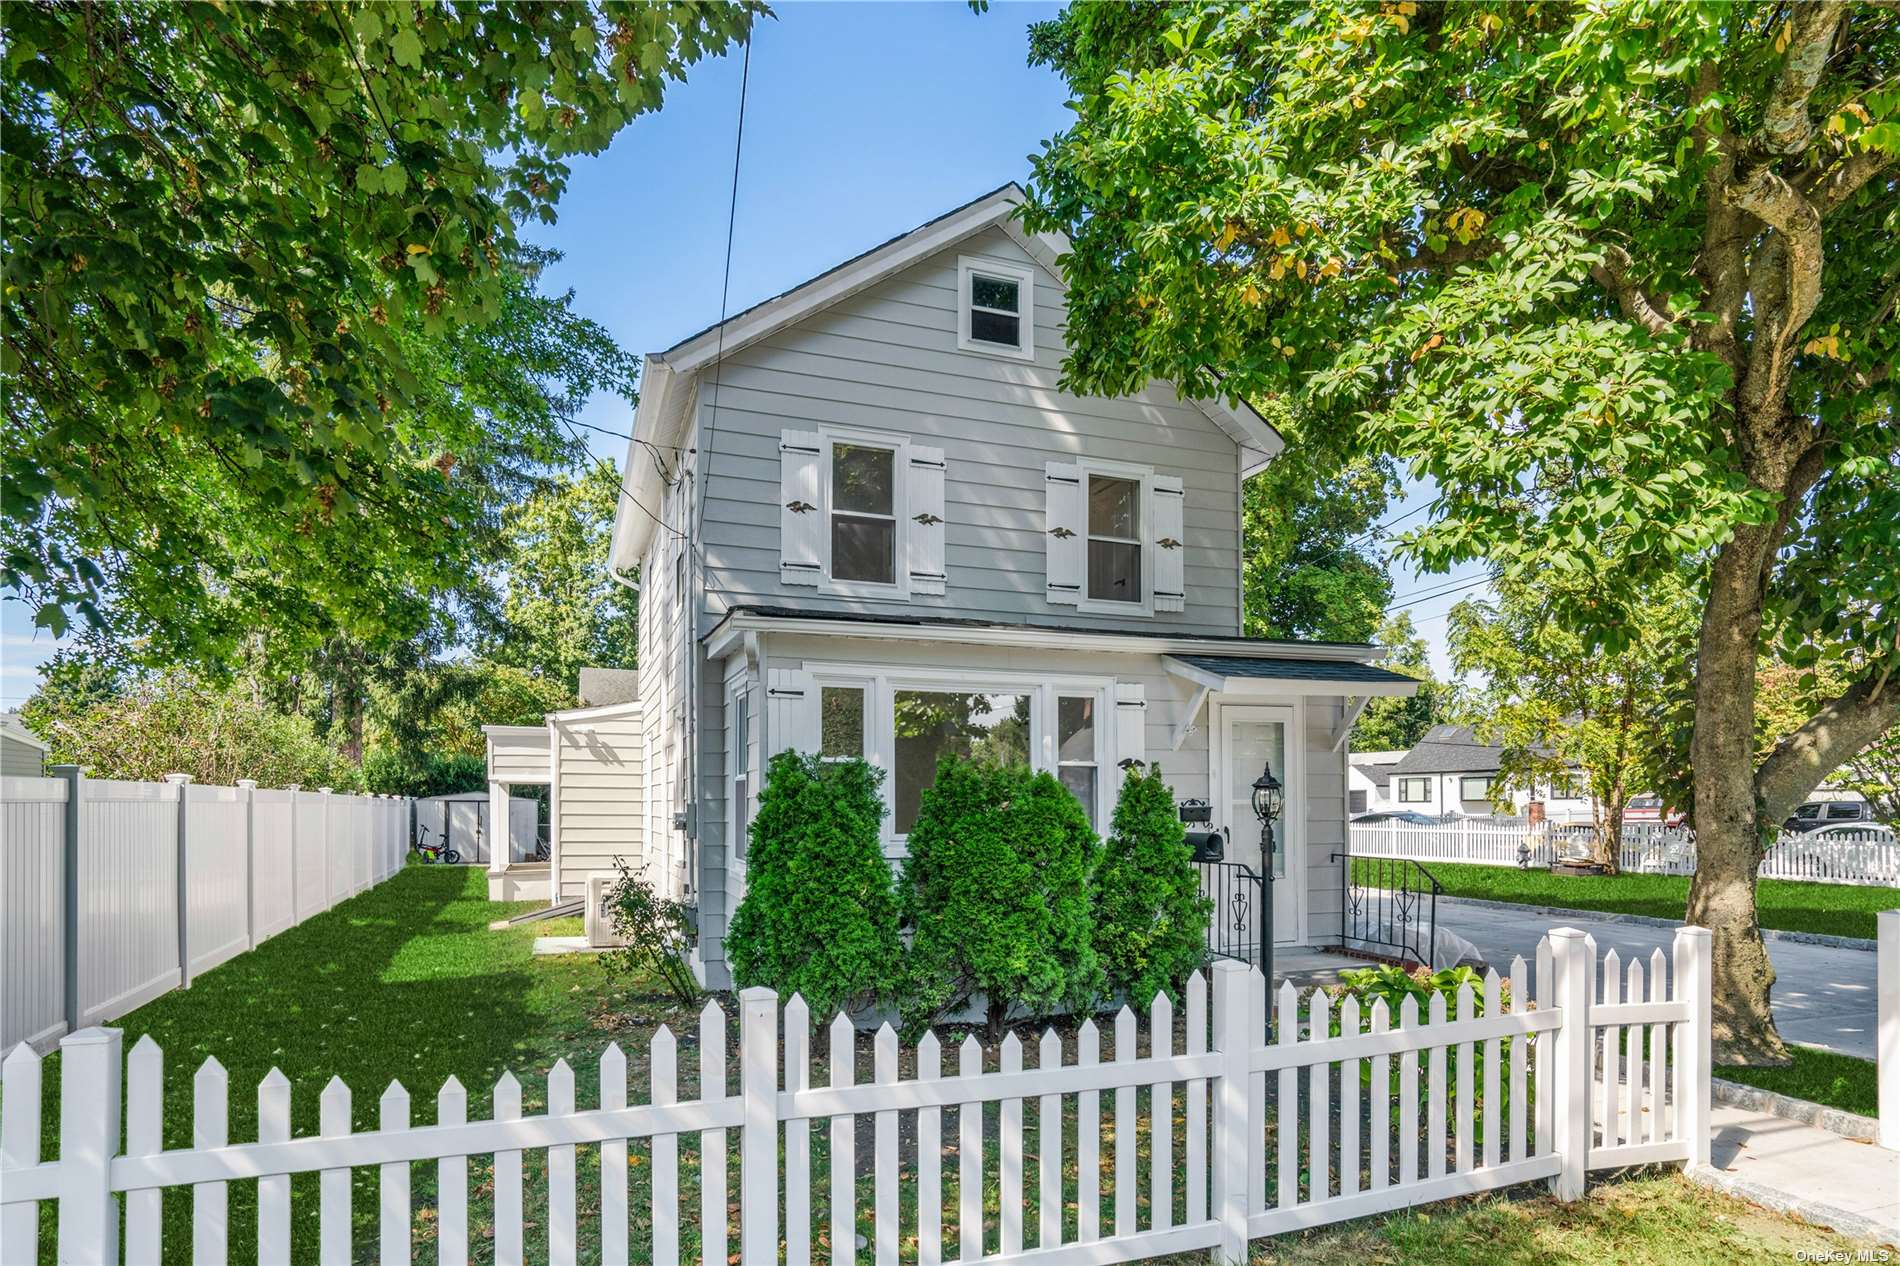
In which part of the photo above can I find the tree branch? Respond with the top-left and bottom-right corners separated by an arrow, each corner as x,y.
1730,167 -> 1824,429
1690,60 -> 1748,376
1802,147 -> 1894,216
1589,244 -> 1680,336
1757,1 -> 1847,157
1755,669 -> 1900,824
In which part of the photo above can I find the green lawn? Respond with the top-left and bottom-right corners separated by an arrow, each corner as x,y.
1716,1045 -> 1881,1118
1412,860 -> 1897,940
1171,1171 -> 1865,1265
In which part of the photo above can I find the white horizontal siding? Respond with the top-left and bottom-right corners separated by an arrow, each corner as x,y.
555,715 -> 644,901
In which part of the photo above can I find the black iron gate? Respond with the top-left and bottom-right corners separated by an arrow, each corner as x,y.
1197,859 -> 1267,967
1334,852 -> 1442,967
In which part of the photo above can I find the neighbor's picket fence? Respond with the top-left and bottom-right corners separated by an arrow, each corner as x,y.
1350,819 -> 1900,887
1,767 -> 412,1056
0,926 -> 1712,1266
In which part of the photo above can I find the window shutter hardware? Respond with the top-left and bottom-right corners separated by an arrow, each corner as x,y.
912,513 -> 943,526
1158,537 -> 1183,550
785,500 -> 817,514
1049,526 -> 1076,539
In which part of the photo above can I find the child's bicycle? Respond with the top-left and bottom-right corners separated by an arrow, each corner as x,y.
411,825 -> 462,865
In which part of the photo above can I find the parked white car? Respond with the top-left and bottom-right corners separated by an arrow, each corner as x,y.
1802,821 -> 1895,845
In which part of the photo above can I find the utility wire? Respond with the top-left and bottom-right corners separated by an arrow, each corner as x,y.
693,37 -> 751,551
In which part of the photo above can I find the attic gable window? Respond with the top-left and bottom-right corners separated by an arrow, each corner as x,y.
957,256 -> 1035,360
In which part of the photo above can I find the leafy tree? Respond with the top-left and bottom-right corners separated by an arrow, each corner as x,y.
726,752 -> 904,1019
1023,1 -> 1899,1063
1350,612 -> 1453,751
901,756 -> 1103,1042
1756,656 -> 1900,822
1242,400 -> 1395,642
1092,762 -> 1211,1004
2,2 -> 750,660
1448,576 -> 1694,869
359,749 -> 488,799
28,670 -> 358,789
480,459 -> 639,693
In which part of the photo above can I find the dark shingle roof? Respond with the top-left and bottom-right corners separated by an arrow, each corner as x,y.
1170,654 -> 1419,686
1389,724 -> 1508,775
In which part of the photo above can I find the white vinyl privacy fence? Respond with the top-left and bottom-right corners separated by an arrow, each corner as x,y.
1,768 -> 411,1055
1350,819 -> 1900,887
0,926 -> 1711,1266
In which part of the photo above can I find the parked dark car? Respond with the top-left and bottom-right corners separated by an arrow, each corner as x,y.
1783,800 -> 1876,833
1352,811 -> 1440,826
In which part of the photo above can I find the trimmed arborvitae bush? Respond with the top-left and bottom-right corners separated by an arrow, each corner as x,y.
901,756 -> 1104,1041
1093,761 -> 1212,1004
726,751 -> 902,1019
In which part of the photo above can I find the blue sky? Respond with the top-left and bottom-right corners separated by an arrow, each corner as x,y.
0,1 -> 1485,708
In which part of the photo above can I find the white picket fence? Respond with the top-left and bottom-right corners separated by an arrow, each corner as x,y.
1350,819 -> 1900,887
0,926 -> 1711,1266
1,768 -> 412,1056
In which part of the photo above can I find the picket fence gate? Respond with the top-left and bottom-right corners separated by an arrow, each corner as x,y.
0,926 -> 1711,1266
1,769 -> 412,1055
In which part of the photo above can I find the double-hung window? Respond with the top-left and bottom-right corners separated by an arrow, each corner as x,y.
1055,694 -> 1100,830
830,441 -> 897,586
957,256 -> 1035,360
730,686 -> 750,860
1087,474 -> 1143,604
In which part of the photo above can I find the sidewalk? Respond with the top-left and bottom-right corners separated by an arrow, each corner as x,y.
1693,1104 -> 1900,1246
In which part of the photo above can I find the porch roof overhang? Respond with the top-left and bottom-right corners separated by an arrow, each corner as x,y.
1160,654 -> 1421,698
1162,654 -> 1419,755
701,604 -> 1393,665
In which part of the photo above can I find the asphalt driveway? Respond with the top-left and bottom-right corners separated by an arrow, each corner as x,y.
1438,896 -> 1880,1061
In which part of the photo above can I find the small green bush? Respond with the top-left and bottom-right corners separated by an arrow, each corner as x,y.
725,751 -> 903,1018
901,756 -> 1103,1040
1093,761 -> 1211,1004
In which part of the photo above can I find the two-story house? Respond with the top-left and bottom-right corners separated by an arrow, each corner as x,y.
599,185 -> 1417,987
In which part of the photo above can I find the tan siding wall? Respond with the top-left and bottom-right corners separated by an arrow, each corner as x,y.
555,712 -> 644,901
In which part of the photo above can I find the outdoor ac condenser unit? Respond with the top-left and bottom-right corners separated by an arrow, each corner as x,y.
585,874 -> 628,949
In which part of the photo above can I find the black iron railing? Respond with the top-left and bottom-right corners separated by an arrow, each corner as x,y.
1334,852 -> 1443,968
1197,860 -> 1267,968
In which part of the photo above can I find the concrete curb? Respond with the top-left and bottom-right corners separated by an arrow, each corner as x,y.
1710,1077 -> 1880,1144
1438,895 -> 1876,953
1687,1163 -> 1898,1249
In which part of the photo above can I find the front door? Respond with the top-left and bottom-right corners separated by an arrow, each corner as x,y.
1218,705 -> 1300,945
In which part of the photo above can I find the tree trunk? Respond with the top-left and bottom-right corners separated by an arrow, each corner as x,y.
1685,524 -> 1787,1066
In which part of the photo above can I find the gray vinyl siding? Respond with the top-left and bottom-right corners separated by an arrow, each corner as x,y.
1303,697 -> 1347,948
696,226 -> 1244,634
1,736 -> 45,778
554,713 -> 644,901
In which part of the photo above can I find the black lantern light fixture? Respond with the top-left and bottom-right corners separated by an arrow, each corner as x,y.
1251,761 -> 1284,992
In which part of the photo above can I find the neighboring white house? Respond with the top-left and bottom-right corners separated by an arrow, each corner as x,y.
601,184 -> 1418,988
1360,724 -> 1596,822
0,712 -> 47,778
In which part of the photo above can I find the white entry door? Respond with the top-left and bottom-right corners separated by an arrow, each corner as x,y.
1217,705 -> 1301,945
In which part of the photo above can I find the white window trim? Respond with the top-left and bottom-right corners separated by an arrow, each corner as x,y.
1397,776 -> 1433,804
956,254 -> 1036,361
726,675 -> 752,873
1459,775 -> 1492,801
796,660 -> 1112,855
1076,456 -> 1156,618
819,425 -> 911,601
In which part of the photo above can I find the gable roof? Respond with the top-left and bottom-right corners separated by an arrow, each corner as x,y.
608,182 -> 1285,571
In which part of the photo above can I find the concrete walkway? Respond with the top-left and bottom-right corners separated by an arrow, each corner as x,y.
1695,1104 -> 1900,1246
1437,896 -> 1880,1060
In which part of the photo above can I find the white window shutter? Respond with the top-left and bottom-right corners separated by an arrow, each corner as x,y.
1153,474 -> 1186,613
765,668 -> 817,757
1115,681 -> 1147,771
906,445 -> 946,595
1044,462 -> 1083,605
779,430 -> 825,587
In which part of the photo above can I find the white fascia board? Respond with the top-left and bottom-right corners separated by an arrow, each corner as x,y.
547,699 -> 644,725
610,362 -> 697,572
702,609 -> 1391,667
1159,655 -> 1418,699
481,725 -> 551,741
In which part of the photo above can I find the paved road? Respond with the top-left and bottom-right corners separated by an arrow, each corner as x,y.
1437,897 -> 1880,1061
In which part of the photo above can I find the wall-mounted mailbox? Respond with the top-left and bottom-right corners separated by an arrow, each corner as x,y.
1177,798 -> 1212,824
1185,828 -> 1225,864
